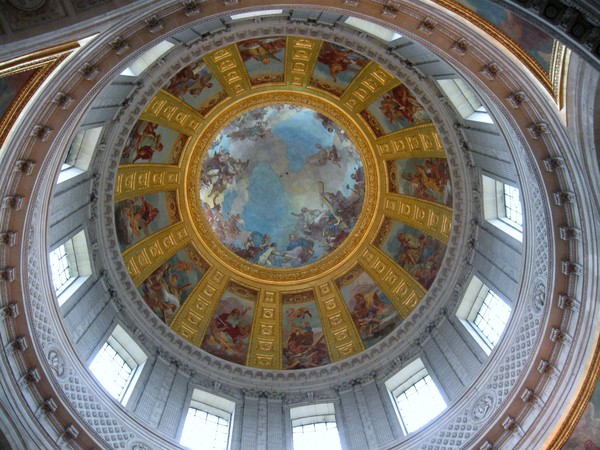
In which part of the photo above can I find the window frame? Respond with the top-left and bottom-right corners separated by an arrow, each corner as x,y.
437,78 -> 493,124
49,229 -> 92,306
456,275 -> 512,354
179,388 -> 236,450
58,126 -> 102,183
88,324 -> 147,406
290,403 -> 342,450
385,358 -> 447,435
482,174 -> 524,242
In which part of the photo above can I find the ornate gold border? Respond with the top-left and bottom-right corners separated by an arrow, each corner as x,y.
184,90 -> 380,284
546,338 -> 600,448
432,0 -> 553,94
0,43 -> 79,147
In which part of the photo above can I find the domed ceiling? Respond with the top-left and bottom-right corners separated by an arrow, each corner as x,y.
114,36 -> 453,370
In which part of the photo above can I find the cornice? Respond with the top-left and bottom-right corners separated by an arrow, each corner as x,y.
0,2 -> 595,449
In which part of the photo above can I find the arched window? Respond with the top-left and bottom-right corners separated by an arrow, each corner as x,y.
385,358 -> 447,434
290,403 -> 342,450
456,275 -> 512,354
48,229 -> 92,306
180,389 -> 235,450
88,324 -> 147,405
482,174 -> 523,241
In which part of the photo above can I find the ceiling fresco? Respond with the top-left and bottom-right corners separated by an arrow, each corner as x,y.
114,37 -> 454,370
200,104 -> 365,268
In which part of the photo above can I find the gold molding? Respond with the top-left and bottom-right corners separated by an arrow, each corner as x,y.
184,90 -> 379,283
431,0 -> 552,93
123,222 -> 190,286
547,335 -> 600,448
141,90 -> 203,135
170,267 -> 229,346
115,164 -> 180,202
314,281 -> 365,361
375,123 -> 445,159
359,244 -> 426,318
383,194 -> 452,244
284,37 -> 322,88
247,289 -> 283,369
340,62 -> 399,113
0,42 -> 79,147
203,44 -> 252,96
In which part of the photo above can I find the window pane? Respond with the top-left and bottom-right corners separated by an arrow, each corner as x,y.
474,290 -> 511,347
181,408 -> 230,450
395,375 -> 447,433
292,421 -> 342,450
49,245 -> 73,293
89,342 -> 135,400
503,184 -> 523,228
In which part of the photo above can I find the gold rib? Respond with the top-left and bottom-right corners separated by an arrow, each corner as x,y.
114,164 -> 180,202
375,123 -> 445,159
358,245 -> 426,319
340,62 -> 400,113
247,289 -> 282,370
383,194 -> 452,244
203,44 -> 251,96
123,222 -> 190,286
141,90 -> 203,135
285,37 -> 322,87
170,267 -> 229,346
314,281 -> 365,362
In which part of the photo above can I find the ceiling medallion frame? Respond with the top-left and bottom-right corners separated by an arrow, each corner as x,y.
185,90 -> 380,284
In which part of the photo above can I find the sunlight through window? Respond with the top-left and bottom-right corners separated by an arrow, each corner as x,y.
181,408 -> 230,450
89,341 -> 134,400
180,389 -> 235,450
503,184 -> 523,230
49,244 -> 75,294
293,421 -> 342,450
394,373 -> 447,433
290,403 -> 342,450
474,289 -> 512,348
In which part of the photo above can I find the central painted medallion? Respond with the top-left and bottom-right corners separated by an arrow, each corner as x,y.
200,104 -> 365,268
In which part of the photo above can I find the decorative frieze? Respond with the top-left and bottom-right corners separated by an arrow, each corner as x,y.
480,63 -> 502,80
451,38 -> 469,56
285,37 -> 321,87
0,267 -> 15,282
145,15 -> 164,33
543,156 -> 565,171
42,398 -> 58,413
553,191 -> 575,205
52,92 -> 74,109
375,123 -> 445,159
559,226 -> 581,240
527,121 -> 548,139
79,63 -> 100,80
30,125 -> 52,141
549,327 -> 567,343
558,293 -> 579,310
418,18 -> 436,35
182,0 -> 200,16
2,195 -> 24,210
24,368 -> 41,384
0,303 -> 18,318
110,37 -> 130,55
561,260 -> 582,275
0,231 -> 17,246
506,90 -> 528,108
341,62 -> 398,112
14,159 -> 35,175
11,336 -> 28,352
383,194 -> 452,244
